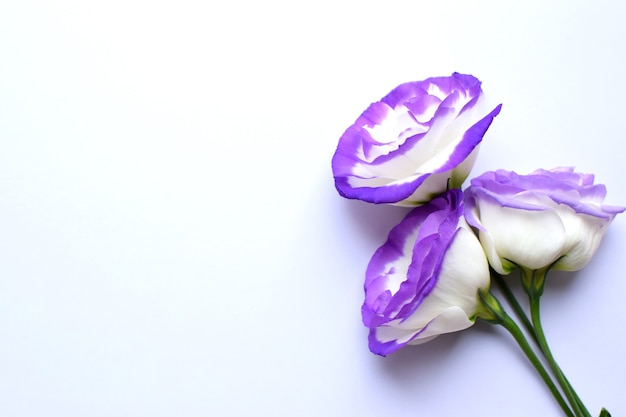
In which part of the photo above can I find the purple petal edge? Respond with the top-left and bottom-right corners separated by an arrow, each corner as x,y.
363,190 -> 465,356
434,104 -> 502,174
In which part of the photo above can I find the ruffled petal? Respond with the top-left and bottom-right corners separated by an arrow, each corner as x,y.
332,73 -> 501,205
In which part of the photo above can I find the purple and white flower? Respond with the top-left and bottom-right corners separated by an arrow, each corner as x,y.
362,189 -> 490,356
332,73 -> 502,206
465,167 -> 625,274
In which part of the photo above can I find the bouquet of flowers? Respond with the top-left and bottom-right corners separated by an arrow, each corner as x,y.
331,73 -> 624,417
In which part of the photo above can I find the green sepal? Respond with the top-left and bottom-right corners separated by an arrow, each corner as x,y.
599,408 -> 611,417
474,290 -> 505,324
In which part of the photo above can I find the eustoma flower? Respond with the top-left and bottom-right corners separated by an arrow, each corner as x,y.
464,167 -> 625,274
465,168 -> 624,417
332,72 -> 501,206
333,71 -> 623,416
362,189 -> 490,356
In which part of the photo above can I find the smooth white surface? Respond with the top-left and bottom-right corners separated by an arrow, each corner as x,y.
1,1 -> 625,416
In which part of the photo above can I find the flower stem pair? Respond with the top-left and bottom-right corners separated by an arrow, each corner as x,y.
522,268 -> 590,417
477,290 -> 575,417
481,269 -> 609,417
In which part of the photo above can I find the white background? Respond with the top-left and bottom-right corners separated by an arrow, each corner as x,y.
1,1 -> 625,416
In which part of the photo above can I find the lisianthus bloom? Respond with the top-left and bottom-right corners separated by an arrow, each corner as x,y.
362,189 -> 490,356
464,167 -> 625,274
332,72 -> 502,206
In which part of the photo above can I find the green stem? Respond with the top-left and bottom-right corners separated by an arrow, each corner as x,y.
521,268 -> 591,417
496,271 -> 590,415
529,295 -> 591,417
477,291 -> 574,417
492,271 -> 537,344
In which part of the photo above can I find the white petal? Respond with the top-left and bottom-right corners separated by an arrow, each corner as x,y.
553,207 -> 610,271
407,306 -> 474,345
478,201 -> 567,271
393,225 -> 489,334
